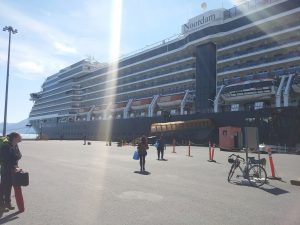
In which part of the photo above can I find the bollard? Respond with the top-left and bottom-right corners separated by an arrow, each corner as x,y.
208,141 -> 211,161
208,142 -> 216,162
211,144 -> 215,161
172,138 -> 176,153
187,140 -> 192,157
267,147 -> 281,180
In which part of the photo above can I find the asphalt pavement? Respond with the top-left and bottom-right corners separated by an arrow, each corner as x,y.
0,140 -> 299,225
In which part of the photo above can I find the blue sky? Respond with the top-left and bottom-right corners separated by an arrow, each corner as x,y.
0,0 -> 236,123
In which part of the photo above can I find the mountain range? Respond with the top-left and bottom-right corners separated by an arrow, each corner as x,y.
0,118 -> 36,135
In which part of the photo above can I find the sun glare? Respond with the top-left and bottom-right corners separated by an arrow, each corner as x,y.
104,0 -> 123,141
83,2 -> 124,213
109,0 -> 123,62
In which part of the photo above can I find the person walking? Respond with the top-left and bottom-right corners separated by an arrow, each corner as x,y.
156,136 -> 166,160
137,136 -> 149,171
1,132 -> 22,211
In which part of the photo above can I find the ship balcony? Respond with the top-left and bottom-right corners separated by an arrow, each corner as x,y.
217,23 -> 300,52
217,40 -> 300,64
217,55 -> 300,77
131,98 -> 152,110
59,65 -> 95,82
68,110 -> 78,114
221,79 -> 277,103
72,85 -> 81,89
157,93 -> 185,107
72,97 -> 82,101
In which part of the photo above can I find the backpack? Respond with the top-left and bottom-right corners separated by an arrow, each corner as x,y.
155,139 -> 164,149
0,136 -> 9,163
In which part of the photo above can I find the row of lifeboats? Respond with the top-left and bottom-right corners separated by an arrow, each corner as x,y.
221,75 -> 300,103
78,93 -> 187,114
77,74 -> 300,114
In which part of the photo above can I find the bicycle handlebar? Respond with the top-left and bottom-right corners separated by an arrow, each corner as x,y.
228,154 -> 245,162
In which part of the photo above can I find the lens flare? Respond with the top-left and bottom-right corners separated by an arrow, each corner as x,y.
103,0 -> 123,141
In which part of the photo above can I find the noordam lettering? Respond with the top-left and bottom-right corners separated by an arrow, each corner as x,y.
184,14 -> 216,31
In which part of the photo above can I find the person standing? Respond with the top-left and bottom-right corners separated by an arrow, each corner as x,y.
83,135 -> 87,145
1,132 -> 22,211
137,136 -> 149,171
156,136 -> 166,160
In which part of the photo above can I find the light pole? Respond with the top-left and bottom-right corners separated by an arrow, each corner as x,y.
2,26 -> 17,136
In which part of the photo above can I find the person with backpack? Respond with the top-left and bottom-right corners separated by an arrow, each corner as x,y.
0,132 -> 22,211
137,136 -> 149,172
156,136 -> 166,160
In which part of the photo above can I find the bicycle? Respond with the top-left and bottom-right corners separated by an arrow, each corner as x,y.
227,154 -> 267,187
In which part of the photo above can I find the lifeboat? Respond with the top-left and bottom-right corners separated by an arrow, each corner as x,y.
292,75 -> 300,93
78,107 -> 92,114
157,93 -> 185,107
109,102 -> 127,112
131,98 -> 152,110
221,78 -> 277,103
92,105 -> 107,113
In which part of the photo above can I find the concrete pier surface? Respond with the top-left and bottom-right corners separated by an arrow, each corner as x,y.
1,140 -> 299,225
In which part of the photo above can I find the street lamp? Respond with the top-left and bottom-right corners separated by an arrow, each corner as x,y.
2,26 -> 17,136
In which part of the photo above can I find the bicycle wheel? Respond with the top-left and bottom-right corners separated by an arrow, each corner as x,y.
227,164 -> 236,182
247,165 -> 267,187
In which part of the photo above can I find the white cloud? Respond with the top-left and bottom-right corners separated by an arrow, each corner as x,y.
54,42 -> 78,54
16,61 -> 44,74
0,1 -> 111,61
6,42 -> 73,81
0,2 -> 77,55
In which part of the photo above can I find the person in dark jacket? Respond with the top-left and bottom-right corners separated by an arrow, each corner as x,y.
156,136 -> 166,160
83,135 -> 87,145
1,132 -> 22,211
137,136 -> 149,171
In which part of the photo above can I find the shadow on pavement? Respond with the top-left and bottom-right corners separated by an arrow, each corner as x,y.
0,211 -> 21,224
133,171 -> 151,175
207,161 -> 222,164
230,180 -> 290,195
260,184 -> 290,195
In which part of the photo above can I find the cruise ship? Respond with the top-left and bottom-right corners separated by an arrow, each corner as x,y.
29,0 -> 300,147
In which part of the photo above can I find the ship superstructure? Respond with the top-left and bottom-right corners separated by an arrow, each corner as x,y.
29,0 -> 300,146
